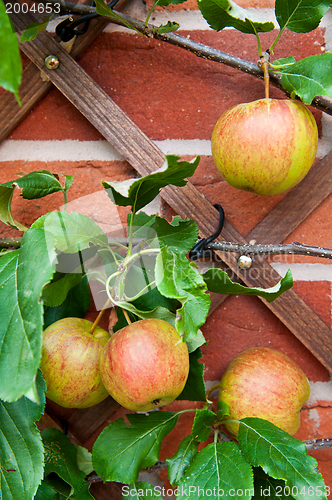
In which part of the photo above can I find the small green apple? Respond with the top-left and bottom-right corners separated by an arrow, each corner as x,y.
99,318 -> 189,411
211,98 -> 318,196
219,347 -> 310,436
40,317 -> 111,408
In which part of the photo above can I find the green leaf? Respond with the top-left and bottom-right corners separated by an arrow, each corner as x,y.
273,53 -> 332,104
94,0 -> 139,32
116,300 -> 177,324
197,0 -> 274,33
177,441 -> 254,499
191,408 -> 216,442
177,348 -> 206,401
41,272 -> 84,307
92,412 -> 180,484
252,468 -> 289,500
166,435 -> 199,487
0,371 -> 46,500
152,216 -> 199,254
217,399 -> 231,420
43,275 -> 91,329
275,0 -> 330,33
103,155 -> 200,214
0,171 -> 68,230
0,228 -> 56,401
155,247 -> 210,341
202,267 -> 293,303
77,447 -> 94,476
0,0 -> 22,99
122,482 -> 162,499
157,21 -> 180,33
32,210 -> 109,254
238,418 -> 327,500
42,428 -> 86,494
20,16 -> 51,42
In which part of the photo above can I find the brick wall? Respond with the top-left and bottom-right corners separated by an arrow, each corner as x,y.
1,0 -> 332,495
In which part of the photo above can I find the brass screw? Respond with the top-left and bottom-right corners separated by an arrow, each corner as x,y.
45,55 -> 60,70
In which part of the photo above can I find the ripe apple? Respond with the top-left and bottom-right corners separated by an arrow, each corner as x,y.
219,347 -> 310,436
211,98 -> 318,196
40,317 -> 111,408
99,318 -> 189,411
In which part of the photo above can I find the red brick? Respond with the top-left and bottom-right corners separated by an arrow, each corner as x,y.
200,281 -> 331,384
9,29 -> 324,141
146,0 -> 276,10
0,160 -> 134,238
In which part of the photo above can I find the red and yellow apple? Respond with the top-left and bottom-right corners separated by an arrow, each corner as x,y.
211,98 -> 318,196
40,317 -> 111,408
219,347 -> 310,436
99,318 -> 189,411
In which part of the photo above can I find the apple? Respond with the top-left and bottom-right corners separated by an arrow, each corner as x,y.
40,317 -> 111,408
211,98 -> 318,196
219,347 -> 310,436
99,318 -> 189,411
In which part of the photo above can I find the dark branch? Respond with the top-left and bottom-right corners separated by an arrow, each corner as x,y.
206,241 -> 332,260
38,0 -> 332,116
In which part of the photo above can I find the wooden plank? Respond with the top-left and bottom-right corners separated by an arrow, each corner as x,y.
0,3 -> 129,144
10,15 -> 332,372
248,151 -> 332,244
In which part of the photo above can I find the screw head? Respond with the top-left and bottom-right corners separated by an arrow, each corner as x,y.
237,255 -> 252,269
45,55 -> 60,70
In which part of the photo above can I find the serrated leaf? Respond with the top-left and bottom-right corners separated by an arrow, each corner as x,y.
275,0 -> 330,33
238,418 -> 327,500
92,412 -> 179,484
42,428 -> 86,494
273,53 -> 332,104
43,275 -> 91,329
151,216 -> 199,255
41,272 -> 84,307
0,1 -> 22,99
123,482 -> 162,499
0,371 -> 46,500
167,435 -> 199,487
197,0 -> 274,33
155,248 -> 210,341
252,468 -> 289,500
191,408 -> 216,442
177,348 -> 206,401
20,16 -> 51,42
202,268 -> 293,303
32,210 -> 108,254
77,447 -> 93,476
177,441 -> 254,499
0,228 -> 56,401
0,171 -> 67,230
103,155 -> 200,213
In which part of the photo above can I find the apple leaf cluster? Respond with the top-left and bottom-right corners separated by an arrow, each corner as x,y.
0,159 -> 323,499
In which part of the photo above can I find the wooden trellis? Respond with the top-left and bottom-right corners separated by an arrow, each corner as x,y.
2,4 -> 332,497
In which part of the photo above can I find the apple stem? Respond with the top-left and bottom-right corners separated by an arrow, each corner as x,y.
258,52 -> 270,99
205,382 -> 220,401
89,298 -> 111,335
122,308 -> 132,325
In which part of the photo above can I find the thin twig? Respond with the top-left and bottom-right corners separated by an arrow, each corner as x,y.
37,0 -> 332,116
303,438 -> 332,450
206,241 -> 332,260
